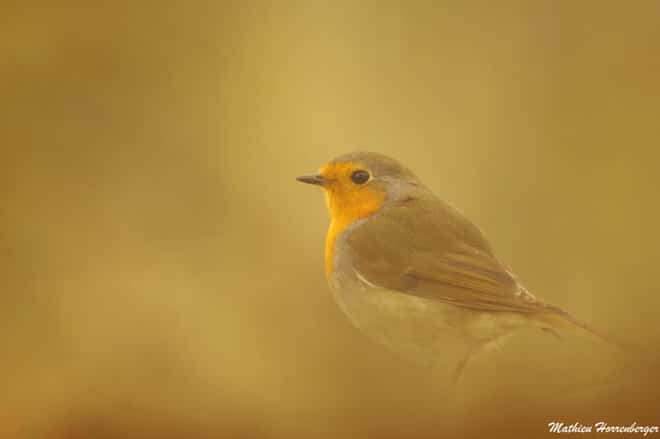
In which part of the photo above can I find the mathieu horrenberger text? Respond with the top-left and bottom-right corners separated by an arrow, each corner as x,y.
548,421 -> 659,436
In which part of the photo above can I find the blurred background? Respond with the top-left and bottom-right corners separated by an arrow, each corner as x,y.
2,1 -> 660,438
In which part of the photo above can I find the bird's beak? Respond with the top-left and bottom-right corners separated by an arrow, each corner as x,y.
296,174 -> 328,186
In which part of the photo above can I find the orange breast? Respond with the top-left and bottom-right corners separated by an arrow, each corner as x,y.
324,217 -> 350,277
323,188 -> 385,277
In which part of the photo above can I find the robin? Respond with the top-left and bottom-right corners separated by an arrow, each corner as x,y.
297,151 -> 613,382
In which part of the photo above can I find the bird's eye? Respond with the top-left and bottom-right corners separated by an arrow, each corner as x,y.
350,170 -> 370,185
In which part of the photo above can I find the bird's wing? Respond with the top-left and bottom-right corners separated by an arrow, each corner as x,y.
346,194 -> 546,313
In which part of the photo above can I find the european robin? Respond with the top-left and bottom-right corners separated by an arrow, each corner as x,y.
297,152 -> 612,382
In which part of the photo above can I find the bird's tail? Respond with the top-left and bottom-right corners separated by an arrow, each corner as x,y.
538,304 -> 639,352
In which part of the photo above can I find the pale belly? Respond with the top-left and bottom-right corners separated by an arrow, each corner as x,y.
328,277 -> 530,365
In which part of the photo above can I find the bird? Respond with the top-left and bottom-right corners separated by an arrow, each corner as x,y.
296,151 -> 614,384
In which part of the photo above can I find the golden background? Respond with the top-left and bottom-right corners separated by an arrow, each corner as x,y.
2,2 -> 659,438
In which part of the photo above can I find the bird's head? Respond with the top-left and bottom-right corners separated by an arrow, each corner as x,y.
296,152 -> 421,225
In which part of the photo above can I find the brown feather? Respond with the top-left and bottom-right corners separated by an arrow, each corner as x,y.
346,190 -> 549,314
